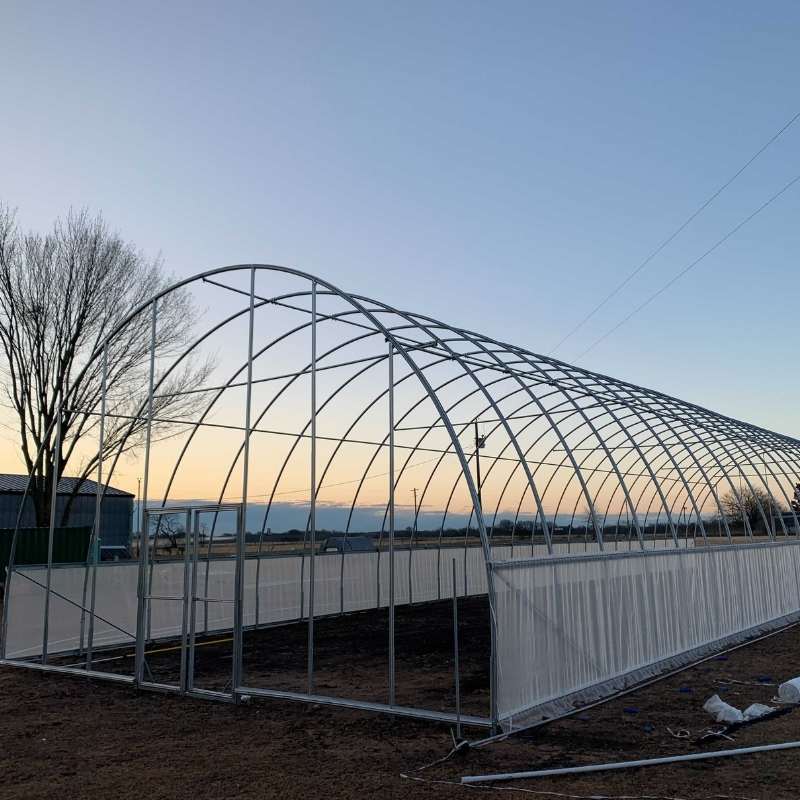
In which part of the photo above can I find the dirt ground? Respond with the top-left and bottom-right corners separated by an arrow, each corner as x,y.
3,605 -> 800,799
139,596 -> 492,717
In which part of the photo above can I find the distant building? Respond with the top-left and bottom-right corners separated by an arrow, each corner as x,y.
776,512 -> 800,533
0,474 -> 134,554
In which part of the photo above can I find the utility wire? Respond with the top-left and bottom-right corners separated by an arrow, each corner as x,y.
574,171 -> 800,360
550,109 -> 800,354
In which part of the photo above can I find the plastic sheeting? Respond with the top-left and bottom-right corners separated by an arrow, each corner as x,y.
2,538 -> 681,662
493,541 -> 800,730
5,544 -> 499,660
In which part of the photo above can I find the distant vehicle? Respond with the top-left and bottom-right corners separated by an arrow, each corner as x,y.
197,533 -> 237,544
323,536 -> 375,553
100,545 -> 130,561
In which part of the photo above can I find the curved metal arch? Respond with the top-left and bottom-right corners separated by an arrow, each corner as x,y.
381,377 -> 559,538
427,385 -> 615,544
341,358 -> 525,536
533,402 -> 702,545
83,264 -> 800,563
627,414 -> 733,534
608,428 -> 710,540
54,262 -> 492,562
379,309 -> 799,556
158,301 -> 387,511
701,413 -> 798,536
502,370 -> 648,547
620,392 -> 758,538
571,389 -> 681,543
499,346 -> 646,549
498,408 -> 662,549
609,388 -> 727,538
682,441 -> 783,537
442,375 -> 688,548
555,411 -> 694,541
743,442 -> 800,534
647,431 -> 765,532
495,397 -> 677,541
691,436 -> 799,534
127,285 -> 476,561
562,372 -> 696,544
9,260 -> 800,734
14,268 -> 800,545
363,312 -> 555,552
501,404 -> 667,550
564,379 -> 752,535
679,427 -> 772,537
265,275 -> 800,515
346,302 -> 606,546
481,395 -> 583,539
718,437 -> 785,537
591,416 -> 707,535
423,388 -> 573,549
10,263 -> 501,650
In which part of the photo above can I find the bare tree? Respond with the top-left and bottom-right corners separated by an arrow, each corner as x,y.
719,485 -> 783,530
0,204 -> 212,527
791,483 -> 800,515
154,514 -> 186,556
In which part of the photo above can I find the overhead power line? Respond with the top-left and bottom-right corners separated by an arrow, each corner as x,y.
574,171 -> 800,360
550,109 -> 800,355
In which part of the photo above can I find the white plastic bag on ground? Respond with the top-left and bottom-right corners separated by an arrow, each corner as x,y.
703,694 -> 744,724
778,678 -> 800,703
743,703 -> 774,720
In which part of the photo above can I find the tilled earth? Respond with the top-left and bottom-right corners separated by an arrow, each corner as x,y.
3,600 -> 800,799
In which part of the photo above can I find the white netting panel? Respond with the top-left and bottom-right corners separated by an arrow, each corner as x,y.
494,541 -> 800,728
4,539 -> 687,668
5,545 -> 500,659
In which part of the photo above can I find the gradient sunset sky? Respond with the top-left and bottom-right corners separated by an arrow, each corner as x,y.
1,1 -> 799,510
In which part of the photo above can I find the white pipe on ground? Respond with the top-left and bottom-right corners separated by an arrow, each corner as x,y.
460,740 -> 800,784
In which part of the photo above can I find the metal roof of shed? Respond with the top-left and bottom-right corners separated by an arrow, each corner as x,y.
0,474 -> 134,497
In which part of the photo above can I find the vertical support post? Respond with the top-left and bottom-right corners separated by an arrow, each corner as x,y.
474,421 -> 483,509
0,541 -> 12,660
530,516 -> 536,558
489,559 -> 499,731
436,520 -> 442,601
463,522 -> 469,598
388,337 -> 396,706
86,345 -> 108,668
255,526 -> 265,627
0,474 -> 42,659
179,509 -> 192,692
408,488 -> 417,606
203,511 -> 219,634
375,528 -> 381,610
188,509 -> 200,691
626,505 -> 631,551
233,267 -> 256,698
452,558 -> 461,740
135,300 -> 157,684
41,392 -> 62,665
307,281 -> 317,695
468,422 -> 484,597
339,533 -> 346,616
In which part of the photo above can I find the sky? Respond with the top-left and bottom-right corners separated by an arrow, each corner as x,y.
1,1 -> 799,509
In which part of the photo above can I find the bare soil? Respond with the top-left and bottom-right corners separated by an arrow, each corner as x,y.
75,596 -> 492,717
3,600 -> 800,799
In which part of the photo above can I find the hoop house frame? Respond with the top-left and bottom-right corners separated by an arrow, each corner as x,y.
2,264 -> 800,733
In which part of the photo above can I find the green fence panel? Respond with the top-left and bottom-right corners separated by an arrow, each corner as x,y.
0,526 -> 92,574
